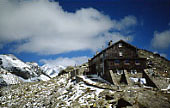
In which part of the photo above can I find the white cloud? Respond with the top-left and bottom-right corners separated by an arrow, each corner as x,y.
40,56 -> 89,67
0,0 -> 137,55
112,15 -> 137,31
152,29 -> 170,49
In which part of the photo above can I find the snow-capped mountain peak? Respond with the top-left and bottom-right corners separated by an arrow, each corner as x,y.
0,54 -> 30,69
0,54 -> 39,79
41,64 -> 66,78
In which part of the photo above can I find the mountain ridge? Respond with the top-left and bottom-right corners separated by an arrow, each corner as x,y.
0,54 -> 65,86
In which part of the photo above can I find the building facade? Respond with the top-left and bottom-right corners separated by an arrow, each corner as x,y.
88,40 -> 148,85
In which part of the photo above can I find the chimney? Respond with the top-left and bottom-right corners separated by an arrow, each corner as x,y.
96,51 -> 99,55
108,40 -> 112,46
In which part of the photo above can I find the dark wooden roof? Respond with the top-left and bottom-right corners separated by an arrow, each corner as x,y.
90,40 -> 138,61
113,40 -> 137,49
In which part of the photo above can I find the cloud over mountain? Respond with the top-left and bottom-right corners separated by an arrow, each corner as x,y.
40,56 -> 89,67
0,0 -> 137,55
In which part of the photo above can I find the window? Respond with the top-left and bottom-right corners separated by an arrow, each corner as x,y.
134,70 -> 137,74
135,60 -> 140,65
118,43 -> 122,47
96,65 -> 99,70
105,53 -> 108,57
94,58 -> 96,62
124,60 -> 130,65
117,69 -> 124,75
100,58 -> 102,62
114,60 -> 120,65
119,52 -> 123,56
130,70 -> 137,74
100,54 -> 103,58
100,63 -> 103,68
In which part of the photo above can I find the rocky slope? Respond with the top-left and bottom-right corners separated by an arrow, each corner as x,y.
0,73 -> 170,108
138,49 -> 170,89
0,67 -> 23,86
138,49 -> 170,77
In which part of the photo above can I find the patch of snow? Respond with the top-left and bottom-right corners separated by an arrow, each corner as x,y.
56,76 -> 104,107
90,86 -> 103,96
38,74 -> 50,81
80,75 -> 110,85
79,75 -> 96,85
143,85 -> 153,89
162,84 -> 170,91
0,73 -> 22,85
0,54 -> 39,78
26,62 -> 38,67
130,77 -> 138,82
17,77 -> 36,83
130,77 -> 146,84
167,84 -> 170,90
140,78 -> 146,84
58,76 -> 104,106
0,55 -> 30,69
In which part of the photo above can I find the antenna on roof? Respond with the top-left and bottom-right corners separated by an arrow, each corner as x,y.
108,40 -> 113,46
102,45 -> 104,50
127,37 -> 130,41
96,51 -> 99,55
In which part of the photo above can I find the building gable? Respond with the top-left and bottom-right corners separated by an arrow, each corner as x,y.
105,40 -> 138,59
88,40 -> 146,75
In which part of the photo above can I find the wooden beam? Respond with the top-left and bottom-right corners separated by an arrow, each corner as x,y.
109,70 -> 118,86
124,70 -> 133,86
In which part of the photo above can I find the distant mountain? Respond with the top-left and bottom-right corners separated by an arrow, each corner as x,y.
0,67 -> 23,86
41,64 -> 66,78
0,54 -> 40,79
0,54 -> 51,86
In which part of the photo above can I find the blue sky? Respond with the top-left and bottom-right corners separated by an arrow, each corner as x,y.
0,0 -> 170,66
